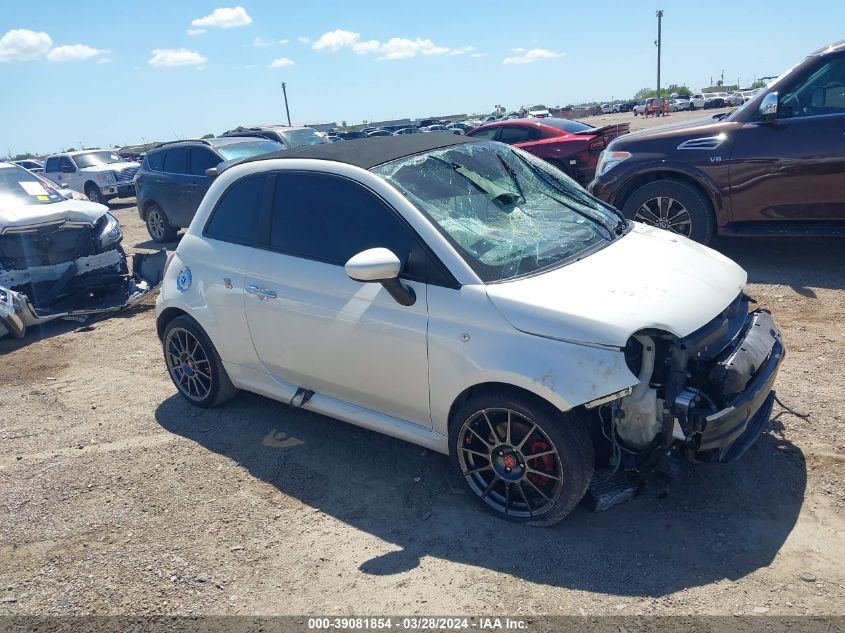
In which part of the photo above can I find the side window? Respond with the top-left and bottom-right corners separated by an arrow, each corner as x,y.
146,150 -> 165,171
204,174 -> 265,245
468,127 -> 498,140
58,157 -> 76,172
498,126 -> 534,144
190,148 -> 220,176
162,147 -> 188,174
45,157 -> 59,173
780,56 -> 845,118
269,172 -> 421,277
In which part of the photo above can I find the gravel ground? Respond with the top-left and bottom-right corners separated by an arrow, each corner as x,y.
1,112 -> 843,617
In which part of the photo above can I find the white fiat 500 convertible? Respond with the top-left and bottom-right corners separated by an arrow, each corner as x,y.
156,135 -> 783,525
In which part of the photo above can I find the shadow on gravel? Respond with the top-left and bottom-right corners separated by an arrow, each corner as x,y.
156,391 -> 806,597
711,237 -> 845,293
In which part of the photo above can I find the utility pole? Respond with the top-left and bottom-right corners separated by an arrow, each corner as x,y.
281,82 -> 291,126
655,10 -> 663,99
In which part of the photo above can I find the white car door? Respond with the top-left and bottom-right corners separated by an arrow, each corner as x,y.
244,169 -> 434,427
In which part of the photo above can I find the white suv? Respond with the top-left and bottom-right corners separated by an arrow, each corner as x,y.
156,135 -> 783,524
43,150 -> 140,204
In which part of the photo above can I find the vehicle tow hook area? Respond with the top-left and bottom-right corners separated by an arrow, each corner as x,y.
289,387 -> 315,408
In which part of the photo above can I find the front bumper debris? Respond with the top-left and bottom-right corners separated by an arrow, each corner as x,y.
666,299 -> 784,464
0,250 -> 166,339
100,182 -> 136,198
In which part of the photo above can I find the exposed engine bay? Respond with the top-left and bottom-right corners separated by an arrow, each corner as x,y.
0,217 -> 165,339
589,293 -> 783,500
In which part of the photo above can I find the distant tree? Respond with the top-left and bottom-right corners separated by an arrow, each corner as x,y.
65,147 -> 76,152
201,133 -> 214,139
12,152 -> 36,161
751,80 -> 767,89
675,86 -> 692,97
634,87 -> 656,100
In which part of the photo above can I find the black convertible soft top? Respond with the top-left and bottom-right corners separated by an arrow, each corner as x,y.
226,133 -> 485,172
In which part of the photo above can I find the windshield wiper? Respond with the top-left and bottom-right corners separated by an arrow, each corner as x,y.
511,153 -> 617,240
496,154 -> 525,204
430,156 -> 521,208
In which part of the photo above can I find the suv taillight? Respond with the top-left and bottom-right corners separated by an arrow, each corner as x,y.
588,138 -> 607,152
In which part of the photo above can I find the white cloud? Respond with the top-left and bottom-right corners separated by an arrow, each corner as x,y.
311,29 -> 469,61
268,57 -> 294,68
312,29 -> 359,52
253,36 -> 272,48
149,48 -> 208,67
187,28 -> 206,36
297,36 -> 311,44
0,28 -> 53,62
352,39 -> 380,54
46,44 -> 109,62
502,48 -> 562,65
470,52 -> 486,58
191,6 -> 252,29
96,57 -> 111,64
279,38 -> 289,45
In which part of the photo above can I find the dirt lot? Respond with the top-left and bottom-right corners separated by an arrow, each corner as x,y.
1,111 -> 844,617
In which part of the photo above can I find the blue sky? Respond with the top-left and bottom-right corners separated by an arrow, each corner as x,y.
1,0 -> 843,156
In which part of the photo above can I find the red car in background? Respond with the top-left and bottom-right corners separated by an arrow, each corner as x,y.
466,118 -> 629,186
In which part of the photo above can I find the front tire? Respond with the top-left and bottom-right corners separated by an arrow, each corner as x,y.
621,179 -> 715,244
85,184 -> 105,205
449,392 -> 594,526
145,203 -> 178,243
162,316 -> 238,408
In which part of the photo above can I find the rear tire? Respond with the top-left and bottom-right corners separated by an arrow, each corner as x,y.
622,179 -> 715,244
162,316 -> 238,408
449,391 -> 594,526
145,203 -> 178,243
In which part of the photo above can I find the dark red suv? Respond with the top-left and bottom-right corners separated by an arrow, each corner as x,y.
589,40 -> 845,243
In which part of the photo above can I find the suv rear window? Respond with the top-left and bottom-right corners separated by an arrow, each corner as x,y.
145,150 -> 165,171
162,147 -> 188,174
204,174 -> 265,245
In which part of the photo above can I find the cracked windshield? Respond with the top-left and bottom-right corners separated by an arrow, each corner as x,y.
374,141 -> 623,281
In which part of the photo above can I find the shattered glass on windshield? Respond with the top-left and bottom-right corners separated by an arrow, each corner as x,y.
372,141 -> 623,282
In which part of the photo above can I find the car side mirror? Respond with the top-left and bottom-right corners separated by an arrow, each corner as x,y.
60,183 -> 69,189
344,247 -> 416,306
758,92 -> 778,120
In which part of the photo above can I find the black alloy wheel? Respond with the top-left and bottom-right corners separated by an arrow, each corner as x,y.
162,316 -> 238,408
449,393 -> 594,526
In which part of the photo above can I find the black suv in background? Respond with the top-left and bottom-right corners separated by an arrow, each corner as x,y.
134,137 -> 282,242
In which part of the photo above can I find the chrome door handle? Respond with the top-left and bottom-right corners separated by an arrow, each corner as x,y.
246,285 -> 277,300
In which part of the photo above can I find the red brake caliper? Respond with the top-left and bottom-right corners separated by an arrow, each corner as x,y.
528,441 -> 555,485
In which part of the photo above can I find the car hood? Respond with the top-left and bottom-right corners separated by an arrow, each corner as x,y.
0,199 -> 109,231
610,115 -> 740,149
79,161 -> 138,174
484,223 -> 747,348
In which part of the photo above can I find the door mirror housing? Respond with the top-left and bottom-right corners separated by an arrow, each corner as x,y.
758,92 -> 778,120
345,248 -> 416,306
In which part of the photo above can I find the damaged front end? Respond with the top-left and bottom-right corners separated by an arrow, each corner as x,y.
592,293 -> 784,494
0,217 -> 166,339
